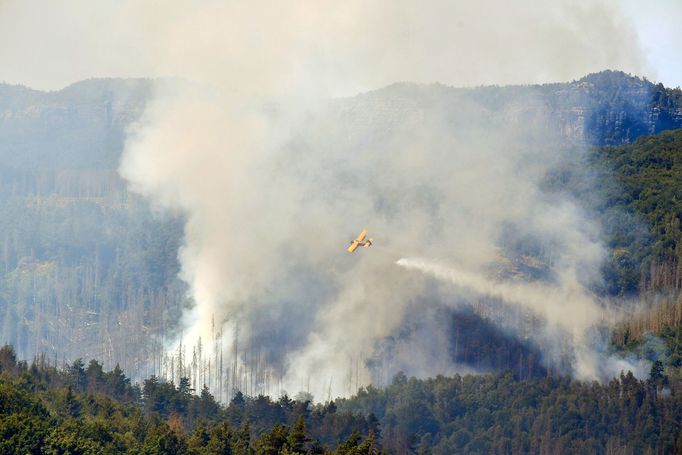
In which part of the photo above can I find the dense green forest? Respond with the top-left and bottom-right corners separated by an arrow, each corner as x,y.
0,345 -> 380,454
546,128 -> 682,297
592,130 -> 682,374
2,340 -> 682,454
596,129 -> 682,293
338,368 -> 682,454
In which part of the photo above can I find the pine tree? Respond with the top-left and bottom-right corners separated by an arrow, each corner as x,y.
65,385 -> 81,418
286,415 -> 308,453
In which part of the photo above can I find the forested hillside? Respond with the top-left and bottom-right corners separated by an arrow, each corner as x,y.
596,129 -> 682,292
2,341 -> 682,454
338,368 -> 682,454
588,130 -> 682,364
0,345 -> 380,454
0,71 -> 681,390
0,79 -> 187,379
447,129 -> 682,381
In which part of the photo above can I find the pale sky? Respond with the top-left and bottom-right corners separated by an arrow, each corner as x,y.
0,0 -> 679,92
622,0 -> 682,88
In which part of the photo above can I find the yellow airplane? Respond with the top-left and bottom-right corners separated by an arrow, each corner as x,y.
347,228 -> 373,253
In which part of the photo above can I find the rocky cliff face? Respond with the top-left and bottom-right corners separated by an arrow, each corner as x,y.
549,71 -> 682,146
331,70 -> 682,148
0,71 -> 679,174
0,78 -> 154,172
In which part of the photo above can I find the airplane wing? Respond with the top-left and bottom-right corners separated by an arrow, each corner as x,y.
347,229 -> 368,253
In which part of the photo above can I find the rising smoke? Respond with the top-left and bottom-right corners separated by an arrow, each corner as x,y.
394,257 -> 648,381
117,0 -> 650,399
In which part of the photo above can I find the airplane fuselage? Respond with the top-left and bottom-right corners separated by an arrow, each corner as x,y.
347,228 -> 373,252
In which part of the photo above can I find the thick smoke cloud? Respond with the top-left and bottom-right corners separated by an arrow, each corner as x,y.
1,0 -> 650,91
394,257 -> 646,381
115,1 -> 651,398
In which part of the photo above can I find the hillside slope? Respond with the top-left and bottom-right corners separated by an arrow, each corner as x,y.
0,71 -> 680,383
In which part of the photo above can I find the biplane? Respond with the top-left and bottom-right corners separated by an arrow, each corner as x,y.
347,228 -> 373,253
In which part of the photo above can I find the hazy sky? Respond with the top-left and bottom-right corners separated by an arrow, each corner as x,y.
0,0 -> 679,92
622,0 -> 682,88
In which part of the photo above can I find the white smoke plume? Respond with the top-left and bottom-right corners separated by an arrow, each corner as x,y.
395,257 -> 645,380
395,257 -> 604,337
114,0 -> 652,398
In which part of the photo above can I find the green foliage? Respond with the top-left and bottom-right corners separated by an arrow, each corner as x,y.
597,129 -> 682,266
551,129 -> 682,295
0,346 -> 378,453
64,386 -> 82,418
649,360 -> 667,387
661,325 -> 682,368
2,340 -> 682,453
339,370 -> 682,454
0,412 -> 52,454
0,345 -> 18,374
286,415 -> 308,453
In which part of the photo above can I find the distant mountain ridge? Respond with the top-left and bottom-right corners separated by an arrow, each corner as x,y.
0,71 -> 682,175
0,78 -> 155,172
0,71 -> 679,175
337,70 -> 682,147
